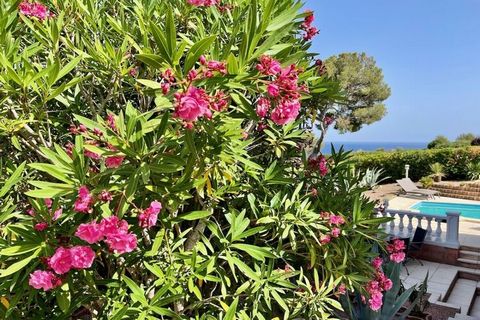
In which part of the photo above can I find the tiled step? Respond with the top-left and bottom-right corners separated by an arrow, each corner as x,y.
457,258 -> 480,269
461,246 -> 480,253
446,279 -> 477,315
452,314 -> 480,319
460,251 -> 480,261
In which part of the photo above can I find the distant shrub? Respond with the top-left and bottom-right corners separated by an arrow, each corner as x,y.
471,137 -> 480,146
467,161 -> 480,180
419,176 -> 434,188
351,147 -> 480,182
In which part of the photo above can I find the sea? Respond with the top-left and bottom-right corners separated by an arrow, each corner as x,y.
321,141 -> 427,154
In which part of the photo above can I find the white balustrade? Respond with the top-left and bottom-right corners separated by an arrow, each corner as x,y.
376,205 -> 460,249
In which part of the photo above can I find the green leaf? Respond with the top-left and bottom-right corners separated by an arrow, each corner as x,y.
137,79 -> 162,90
176,210 -> 212,221
184,35 -> 216,73
56,290 -> 71,314
231,244 -> 275,262
136,54 -> 164,69
224,297 -> 238,320
122,275 -> 147,305
0,161 -> 25,197
0,248 -> 40,278
28,163 -> 74,184
0,243 -> 41,256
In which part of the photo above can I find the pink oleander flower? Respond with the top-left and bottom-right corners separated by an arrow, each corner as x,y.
324,115 -> 334,126
257,122 -> 268,131
105,156 -> 124,168
161,82 -> 171,95
267,83 -> 280,97
331,227 -> 341,238
390,252 -> 406,263
65,142 -> 74,157
138,201 -> 162,229
256,97 -> 271,118
206,60 -> 227,75
75,222 -> 104,244
173,87 -> 211,122
106,114 -> 116,130
270,99 -> 300,125
19,1 -> 51,20
129,67 -> 138,77
187,0 -> 218,7
319,155 -> 328,176
368,291 -> 383,311
53,208 -> 62,221
303,26 -> 319,41
379,274 -> 393,291
210,91 -> 229,112
49,247 -> 73,274
27,208 -> 36,216
70,246 -> 95,269
100,216 -> 129,238
74,186 -> 94,213
78,124 -> 87,133
105,232 -> 137,254
329,214 -> 345,226
199,55 -> 207,65
93,128 -> 103,136
372,257 -> 383,270
256,55 -> 282,76
337,283 -> 347,295
29,270 -> 61,291
99,190 -> 113,202
320,234 -> 331,245
44,198 -> 52,208
187,69 -> 198,81
34,222 -> 48,231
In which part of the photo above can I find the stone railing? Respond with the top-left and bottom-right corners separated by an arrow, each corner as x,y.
377,206 -> 460,249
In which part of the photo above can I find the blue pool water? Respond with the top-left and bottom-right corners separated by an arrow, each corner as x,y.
410,201 -> 480,219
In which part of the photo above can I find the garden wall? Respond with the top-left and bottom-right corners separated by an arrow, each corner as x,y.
351,147 -> 480,182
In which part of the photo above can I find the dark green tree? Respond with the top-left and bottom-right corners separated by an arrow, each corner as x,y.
311,53 -> 391,152
427,135 -> 450,149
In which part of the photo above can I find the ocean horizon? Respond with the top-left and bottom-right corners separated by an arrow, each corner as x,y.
321,141 -> 427,154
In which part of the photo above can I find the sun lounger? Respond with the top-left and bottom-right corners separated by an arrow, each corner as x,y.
396,178 -> 440,199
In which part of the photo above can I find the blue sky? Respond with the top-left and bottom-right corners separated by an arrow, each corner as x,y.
305,0 -> 480,142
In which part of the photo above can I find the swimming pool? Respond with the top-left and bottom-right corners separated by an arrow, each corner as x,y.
410,201 -> 480,219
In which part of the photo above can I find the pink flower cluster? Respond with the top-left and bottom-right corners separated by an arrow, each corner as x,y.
138,201 -> 162,229
323,115 -> 334,126
319,212 -> 346,245
75,216 -> 138,254
255,56 -> 304,125
29,270 -> 62,291
199,56 -> 227,78
301,11 -> 319,41
173,86 -> 228,125
18,1 -> 53,20
74,186 -> 94,213
308,155 -> 329,176
29,245 -> 96,291
365,257 -> 393,311
387,238 -> 406,263
187,0 -> 218,7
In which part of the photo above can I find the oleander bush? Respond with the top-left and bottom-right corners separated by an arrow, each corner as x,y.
351,147 -> 480,182
0,0 -> 392,318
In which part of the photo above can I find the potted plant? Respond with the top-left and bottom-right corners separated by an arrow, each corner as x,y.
407,274 -> 432,320
429,163 -> 445,182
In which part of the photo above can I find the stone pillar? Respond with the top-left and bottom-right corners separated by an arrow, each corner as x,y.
445,211 -> 460,249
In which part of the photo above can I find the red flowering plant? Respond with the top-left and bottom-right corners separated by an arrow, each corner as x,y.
0,0 -> 390,318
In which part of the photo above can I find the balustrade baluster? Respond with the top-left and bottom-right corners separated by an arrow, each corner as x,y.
435,218 -> 442,240
389,213 -> 396,235
398,213 -> 405,236
426,217 -> 433,239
